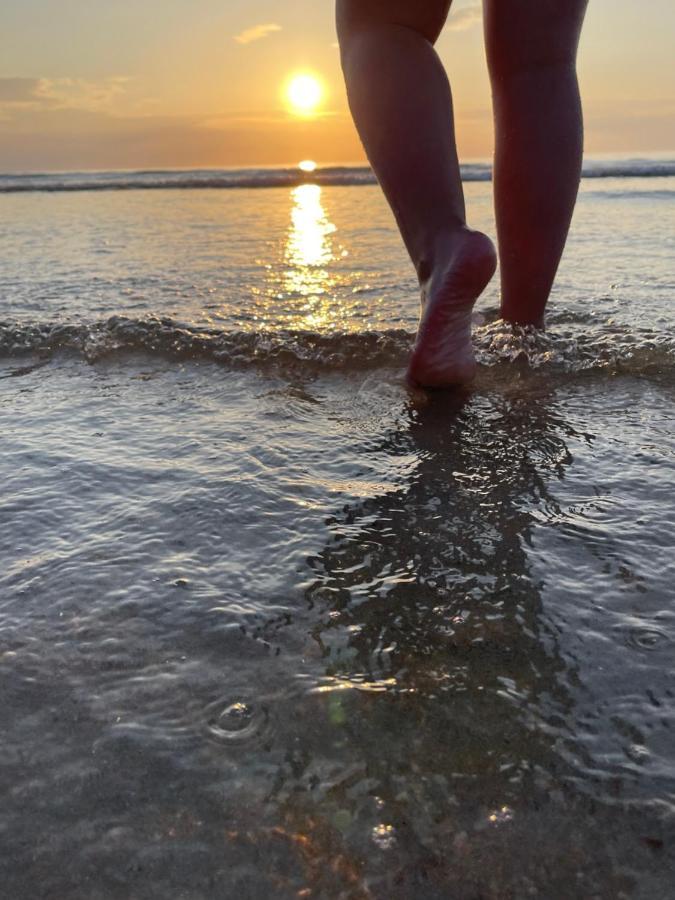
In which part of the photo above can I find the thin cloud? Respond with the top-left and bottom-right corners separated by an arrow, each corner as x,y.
0,78 -> 42,103
0,76 -> 131,114
234,23 -> 282,45
447,4 -> 482,32
36,77 -> 130,111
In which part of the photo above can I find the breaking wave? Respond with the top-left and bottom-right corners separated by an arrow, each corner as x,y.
1,315 -> 674,379
1,158 -> 674,194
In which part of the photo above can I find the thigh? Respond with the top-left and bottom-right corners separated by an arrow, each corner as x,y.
483,0 -> 588,74
337,0 -> 453,45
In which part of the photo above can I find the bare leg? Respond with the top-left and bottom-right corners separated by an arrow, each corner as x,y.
337,0 -> 497,387
484,0 -> 588,326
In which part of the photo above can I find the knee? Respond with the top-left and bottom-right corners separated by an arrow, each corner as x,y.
488,50 -> 578,84
336,21 -> 386,77
337,0 -> 450,47
485,3 -> 586,82
336,17 -> 416,80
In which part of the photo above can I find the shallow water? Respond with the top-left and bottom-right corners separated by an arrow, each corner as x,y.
1,164 -> 675,898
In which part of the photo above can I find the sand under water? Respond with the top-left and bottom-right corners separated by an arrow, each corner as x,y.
1,161 -> 675,898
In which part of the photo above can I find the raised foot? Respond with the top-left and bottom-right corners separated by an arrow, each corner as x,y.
407,229 -> 497,388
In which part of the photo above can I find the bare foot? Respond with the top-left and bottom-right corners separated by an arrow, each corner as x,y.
407,228 -> 497,388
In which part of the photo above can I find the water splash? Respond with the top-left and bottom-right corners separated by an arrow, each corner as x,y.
2,315 -> 674,379
203,697 -> 269,746
473,318 -> 675,376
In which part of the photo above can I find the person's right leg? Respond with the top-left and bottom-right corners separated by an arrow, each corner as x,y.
338,0 -> 497,387
484,0 -> 588,326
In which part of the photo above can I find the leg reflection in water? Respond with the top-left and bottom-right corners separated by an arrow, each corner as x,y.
263,386 -> 640,898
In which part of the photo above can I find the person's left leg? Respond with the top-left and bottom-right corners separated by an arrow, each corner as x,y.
337,0 -> 496,387
484,0 -> 588,326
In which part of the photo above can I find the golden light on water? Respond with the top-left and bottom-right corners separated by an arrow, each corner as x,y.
285,73 -> 324,117
283,184 -> 337,328
256,183 -> 353,331
286,184 -> 335,273
488,806 -> 514,825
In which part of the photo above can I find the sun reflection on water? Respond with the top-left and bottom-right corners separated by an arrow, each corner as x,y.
253,183 -> 358,330
287,184 -> 335,273
283,184 -> 338,328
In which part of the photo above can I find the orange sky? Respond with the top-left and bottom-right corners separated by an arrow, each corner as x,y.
0,0 -> 673,171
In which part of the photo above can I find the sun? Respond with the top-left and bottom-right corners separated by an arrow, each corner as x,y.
285,73 -> 324,117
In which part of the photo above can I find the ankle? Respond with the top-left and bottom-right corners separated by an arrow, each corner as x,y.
415,224 -> 468,284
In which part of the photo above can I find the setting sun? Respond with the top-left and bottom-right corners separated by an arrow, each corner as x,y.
285,73 -> 324,117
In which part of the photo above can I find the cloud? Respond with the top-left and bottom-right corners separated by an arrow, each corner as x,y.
0,76 -> 130,113
0,107 -> 368,172
37,77 -> 130,111
0,78 -> 42,103
234,23 -> 282,45
447,4 -> 482,32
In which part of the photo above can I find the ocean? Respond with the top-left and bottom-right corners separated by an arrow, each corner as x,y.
1,158 -> 674,898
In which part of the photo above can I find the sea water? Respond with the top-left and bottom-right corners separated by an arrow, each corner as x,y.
1,159 -> 674,898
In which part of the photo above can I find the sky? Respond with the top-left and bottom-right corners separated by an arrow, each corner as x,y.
1,0 -> 674,171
